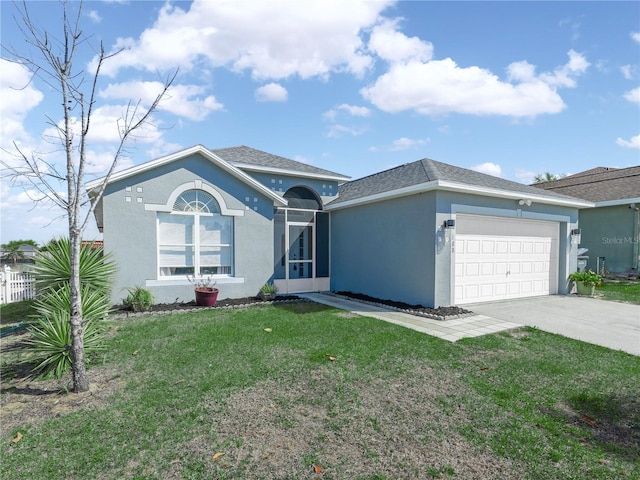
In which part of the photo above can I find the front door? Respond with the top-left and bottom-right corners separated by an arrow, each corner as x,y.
287,223 -> 314,291
273,208 -> 330,294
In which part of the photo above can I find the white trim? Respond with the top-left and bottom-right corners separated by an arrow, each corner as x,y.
145,181 -> 245,216
437,181 -> 593,208
325,179 -> 594,211
231,163 -> 350,182
146,277 -> 245,287
593,197 -> 640,208
325,181 -> 440,210
85,144 -> 288,207
451,204 -> 572,224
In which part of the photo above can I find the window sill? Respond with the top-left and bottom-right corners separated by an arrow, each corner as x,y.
146,277 -> 245,287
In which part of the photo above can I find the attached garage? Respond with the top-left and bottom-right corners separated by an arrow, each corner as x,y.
454,214 -> 559,304
328,157 -> 590,308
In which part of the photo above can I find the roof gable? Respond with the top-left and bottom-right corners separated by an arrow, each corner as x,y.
211,145 -> 350,182
328,158 -> 590,209
85,145 -> 287,206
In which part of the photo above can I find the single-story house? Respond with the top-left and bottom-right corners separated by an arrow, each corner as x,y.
87,145 -> 592,307
533,166 -> 640,275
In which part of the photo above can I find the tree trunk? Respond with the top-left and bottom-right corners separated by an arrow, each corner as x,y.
69,229 -> 88,392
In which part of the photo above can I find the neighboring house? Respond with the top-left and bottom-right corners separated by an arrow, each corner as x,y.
87,145 -> 590,307
0,244 -> 38,266
533,166 -> 640,275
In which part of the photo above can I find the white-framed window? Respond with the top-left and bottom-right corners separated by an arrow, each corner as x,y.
158,189 -> 233,277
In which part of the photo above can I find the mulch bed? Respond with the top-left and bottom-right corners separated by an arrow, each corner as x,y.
111,292 -> 473,321
334,291 -> 473,321
110,295 -> 305,318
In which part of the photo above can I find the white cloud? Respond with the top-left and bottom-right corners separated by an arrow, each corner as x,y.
472,162 -> 502,177
92,0 -> 393,80
337,104 -> 371,117
368,18 -> 433,64
0,59 -> 44,146
324,103 -> 371,120
100,81 -> 223,121
515,169 -> 538,184
623,87 -> 640,104
620,65 -> 633,80
632,32 -> 640,43
389,137 -> 428,151
255,83 -> 288,102
539,49 -> 589,88
361,50 -> 589,118
616,134 -> 640,149
88,10 -> 102,23
41,105 -> 164,145
326,124 -> 366,138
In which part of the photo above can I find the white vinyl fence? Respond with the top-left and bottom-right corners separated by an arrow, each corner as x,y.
0,266 -> 36,304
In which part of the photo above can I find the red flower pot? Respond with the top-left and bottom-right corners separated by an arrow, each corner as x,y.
194,287 -> 219,307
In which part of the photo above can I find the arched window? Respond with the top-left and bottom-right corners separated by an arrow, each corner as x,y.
172,189 -> 220,213
283,186 -> 322,210
158,189 -> 232,277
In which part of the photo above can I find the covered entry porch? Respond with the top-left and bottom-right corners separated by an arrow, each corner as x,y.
273,187 -> 330,294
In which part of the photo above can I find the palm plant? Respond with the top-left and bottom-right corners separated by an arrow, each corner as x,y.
26,238 -> 116,378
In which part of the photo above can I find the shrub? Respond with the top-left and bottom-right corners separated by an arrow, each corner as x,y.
26,238 -> 115,379
568,270 -> 603,286
26,311 -> 106,379
123,286 -> 154,312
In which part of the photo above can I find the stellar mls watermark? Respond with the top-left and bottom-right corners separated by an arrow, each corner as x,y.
602,236 -> 639,244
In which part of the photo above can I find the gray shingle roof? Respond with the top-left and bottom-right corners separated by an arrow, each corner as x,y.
330,158 -> 581,205
532,166 -> 640,202
211,145 -> 350,180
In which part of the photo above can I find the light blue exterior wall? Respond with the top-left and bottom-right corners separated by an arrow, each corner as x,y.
330,190 -> 580,308
246,171 -> 339,205
330,193 -> 437,306
578,205 -> 639,273
102,153 -> 277,304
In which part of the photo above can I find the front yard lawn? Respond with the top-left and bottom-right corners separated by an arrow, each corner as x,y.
598,279 -> 640,304
1,301 -> 638,479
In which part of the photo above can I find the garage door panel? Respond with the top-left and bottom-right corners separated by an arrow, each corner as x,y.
455,227 -> 558,304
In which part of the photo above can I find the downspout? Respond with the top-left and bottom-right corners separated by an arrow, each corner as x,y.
631,203 -> 639,271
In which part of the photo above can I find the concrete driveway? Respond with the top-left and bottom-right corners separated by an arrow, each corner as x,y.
467,295 -> 640,356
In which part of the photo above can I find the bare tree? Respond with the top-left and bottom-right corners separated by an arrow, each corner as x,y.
2,1 -> 176,392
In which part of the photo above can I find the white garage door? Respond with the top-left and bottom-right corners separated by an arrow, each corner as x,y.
454,215 -> 559,305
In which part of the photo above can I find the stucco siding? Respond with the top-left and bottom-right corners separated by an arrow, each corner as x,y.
331,193 -> 437,307
102,152 -> 276,304
246,171 -> 339,204
578,206 -> 638,273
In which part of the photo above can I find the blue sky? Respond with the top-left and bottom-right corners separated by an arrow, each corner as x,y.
1,0 -> 639,245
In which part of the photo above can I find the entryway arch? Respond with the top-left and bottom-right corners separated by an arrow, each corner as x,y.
274,186 -> 330,293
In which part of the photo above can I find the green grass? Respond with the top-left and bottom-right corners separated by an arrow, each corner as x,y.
598,279 -> 640,304
0,300 -> 36,327
1,301 -> 638,479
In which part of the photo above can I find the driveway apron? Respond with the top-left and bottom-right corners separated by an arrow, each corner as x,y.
467,295 -> 640,356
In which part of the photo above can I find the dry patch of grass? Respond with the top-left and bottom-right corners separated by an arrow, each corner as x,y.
200,362 -> 524,479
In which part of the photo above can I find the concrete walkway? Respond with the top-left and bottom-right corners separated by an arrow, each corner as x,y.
299,293 -> 521,342
300,293 -> 639,356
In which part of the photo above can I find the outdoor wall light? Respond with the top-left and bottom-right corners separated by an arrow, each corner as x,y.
444,219 -> 455,229
571,228 -> 582,245
518,199 -> 532,207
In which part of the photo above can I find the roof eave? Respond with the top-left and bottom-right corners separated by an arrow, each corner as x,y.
593,197 -> 640,207
326,180 -> 594,211
232,162 -> 351,182
85,144 -> 288,207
